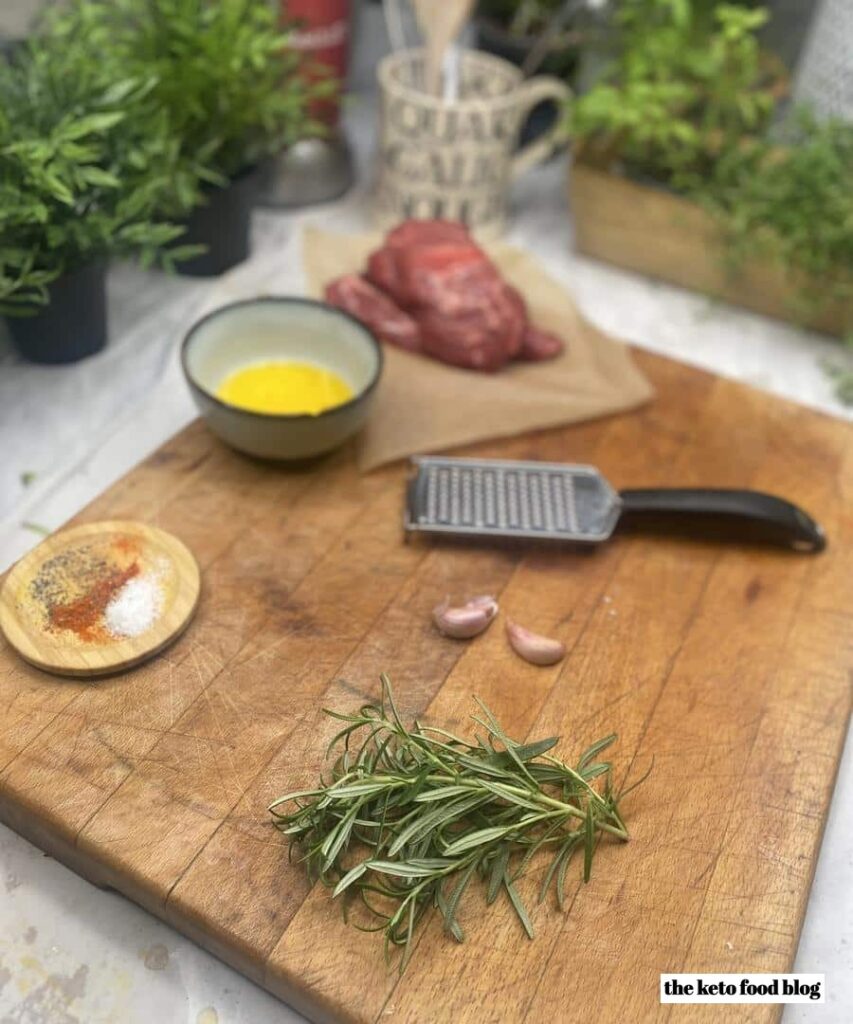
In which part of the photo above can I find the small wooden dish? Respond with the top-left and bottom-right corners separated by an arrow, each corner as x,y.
0,521 -> 200,678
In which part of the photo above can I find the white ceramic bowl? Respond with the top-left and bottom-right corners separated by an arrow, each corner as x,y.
181,297 -> 383,460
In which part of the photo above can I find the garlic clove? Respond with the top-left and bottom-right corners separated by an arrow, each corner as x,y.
506,620 -> 566,666
433,595 -> 498,639
464,595 -> 499,616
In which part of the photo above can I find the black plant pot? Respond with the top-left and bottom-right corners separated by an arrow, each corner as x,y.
176,166 -> 260,278
6,262 -> 108,365
474,17 -> 578,148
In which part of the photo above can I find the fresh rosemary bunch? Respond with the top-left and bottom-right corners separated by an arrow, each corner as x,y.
270,676 -> 643,970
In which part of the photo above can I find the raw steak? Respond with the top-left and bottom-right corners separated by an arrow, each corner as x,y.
417,308 -> 516,372
367,221 -> 475,306
365,247 -> 403,302
396,246 -> 527,367
325,275 -> 422,353
335,218 -> 565,371
397,243 -> 496,313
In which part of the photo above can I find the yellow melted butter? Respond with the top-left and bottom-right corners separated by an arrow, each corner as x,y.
216,361 -> 354,416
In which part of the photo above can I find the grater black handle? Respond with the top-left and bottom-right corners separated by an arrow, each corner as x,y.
618,489 -> 826,553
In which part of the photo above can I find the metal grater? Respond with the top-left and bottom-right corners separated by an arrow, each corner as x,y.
405,457 -> 623,544
404,456 -> 827,552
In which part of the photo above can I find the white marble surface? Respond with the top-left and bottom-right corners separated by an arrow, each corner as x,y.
1,106 -> 852,1023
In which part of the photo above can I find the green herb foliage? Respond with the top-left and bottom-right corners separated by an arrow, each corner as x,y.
46,0 -> 320,196
0,30 -> 192,314
0,0 -> 319,316
570,1 -> 852,331
693,112 -> 853,327
270,676 -> 641,971
570,0 -> 777,187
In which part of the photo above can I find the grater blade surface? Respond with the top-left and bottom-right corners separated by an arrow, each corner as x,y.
405,457 -> 622,543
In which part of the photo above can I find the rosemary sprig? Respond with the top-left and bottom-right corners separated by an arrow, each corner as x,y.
270,675 -> 642,970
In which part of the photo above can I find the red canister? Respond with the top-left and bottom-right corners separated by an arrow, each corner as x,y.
282,0 -> 351,126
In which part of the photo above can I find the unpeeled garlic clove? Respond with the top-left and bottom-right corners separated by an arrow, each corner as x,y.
506,620 -> 566,666
433,595 -> 498,639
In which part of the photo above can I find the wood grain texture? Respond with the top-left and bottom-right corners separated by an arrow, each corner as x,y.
0,521 -> 199,677
0,349 -> 850,1024
569,162 -> 850,338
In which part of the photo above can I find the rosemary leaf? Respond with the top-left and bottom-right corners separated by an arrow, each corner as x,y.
504,876 -> 535,940
435,886 -> 465,943
487,844 -> 511,905
442,825 -> 517,857
583,802 -> 595,883
577,734 -> 618,770
445,858 -> 479,937
556,837 -> 579,912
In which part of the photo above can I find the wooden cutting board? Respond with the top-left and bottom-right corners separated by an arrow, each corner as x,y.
0,350 -> 850,1024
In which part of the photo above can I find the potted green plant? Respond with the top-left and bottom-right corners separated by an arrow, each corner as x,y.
566,0 -> 852,337
0,30 -> 194,364
475,1 -> 582,78
54,0 -> 317,278
692,112 -> 853,331
473,0 -> 582,146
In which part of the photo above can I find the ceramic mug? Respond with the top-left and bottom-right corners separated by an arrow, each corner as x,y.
374,49 -> 571,237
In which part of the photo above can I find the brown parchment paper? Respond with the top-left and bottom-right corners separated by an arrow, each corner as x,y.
303,227 -> 654,471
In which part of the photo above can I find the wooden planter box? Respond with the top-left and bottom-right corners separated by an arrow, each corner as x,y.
569,159 -> 850,338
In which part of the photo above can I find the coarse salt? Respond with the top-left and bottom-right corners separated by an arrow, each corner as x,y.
104,573 -> 163,638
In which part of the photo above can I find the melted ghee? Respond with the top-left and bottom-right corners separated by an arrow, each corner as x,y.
216,361 -> 353,416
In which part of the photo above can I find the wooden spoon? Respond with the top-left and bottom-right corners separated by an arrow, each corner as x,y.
412,0 -> 475,97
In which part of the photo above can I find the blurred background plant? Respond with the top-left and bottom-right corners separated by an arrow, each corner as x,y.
42,0 -> 321,212
479,0 -> 573,37
0,25 -> 192,316
696,111 -> 853,307
570,1 -> 782,187
568,0 -> 852,354
0,0 -> 324,347
474,0 -> 584,83
471,0 -> 596,148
